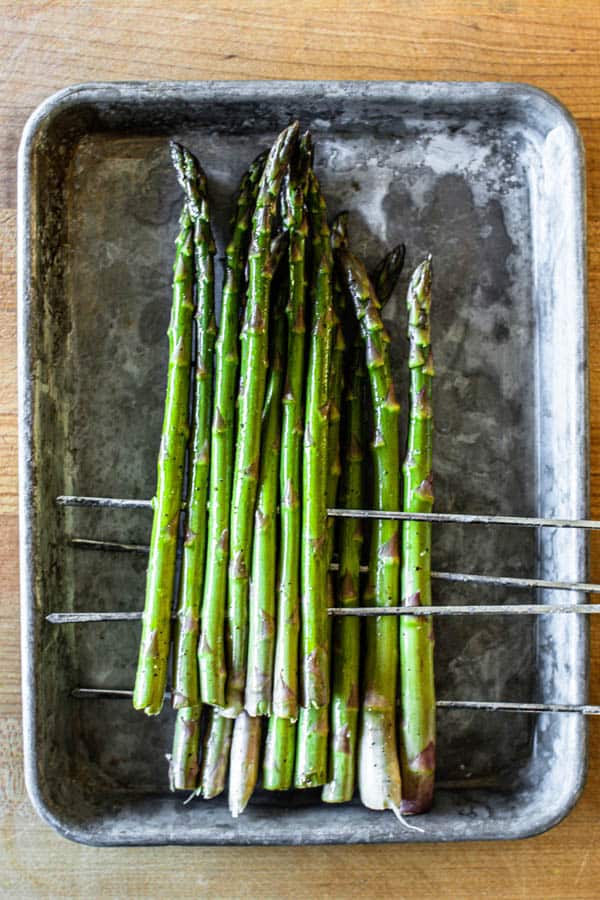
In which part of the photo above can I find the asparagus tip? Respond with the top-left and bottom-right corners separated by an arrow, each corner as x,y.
169,140 -> 186,186
409,255 -> 433,298
331,211 -> 350,251
300,129 -> 314,165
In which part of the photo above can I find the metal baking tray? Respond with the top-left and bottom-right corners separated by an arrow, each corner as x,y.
18,81 -> 587,846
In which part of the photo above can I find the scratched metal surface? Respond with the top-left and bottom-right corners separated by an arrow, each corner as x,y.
18,81 -> 587,845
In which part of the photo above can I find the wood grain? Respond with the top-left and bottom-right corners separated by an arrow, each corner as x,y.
1,1 -> 600,896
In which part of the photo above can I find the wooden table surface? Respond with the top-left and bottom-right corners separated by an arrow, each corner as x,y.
2,2 -> 600,896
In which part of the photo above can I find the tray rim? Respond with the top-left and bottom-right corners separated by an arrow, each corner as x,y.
18,78 -> 588,847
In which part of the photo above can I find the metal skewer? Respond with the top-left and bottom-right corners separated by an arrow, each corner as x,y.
53,492 -> 597,725
57,494 -> 600,531
57,495 -> 152,510
46,603 -> 600,625
60,495 -> 600,594
67,537 -> 599,595
70,687 -> 600,716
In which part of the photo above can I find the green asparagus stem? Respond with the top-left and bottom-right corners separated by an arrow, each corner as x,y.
172,144 -> 216,710
294,168 -> 335,788
169,704 -> 202,791
263,716 -> 296,790
322,343 -> 364,803
224,122 -> 299,716
399,257 -> 436,814
299,167 -> 335,710
133,168 -> 195,716
338,248 -> 402,814
272,134 -> 311,722
313,214 -> 350,800
294,706 -> 329,787
326,295 -> 345,552
245,276 -> 287,716
325,212 -> 347,587
322,232 -> 406,803
228,712 -> 262,817
199,152 -> 268,708
200,708 -> 234,799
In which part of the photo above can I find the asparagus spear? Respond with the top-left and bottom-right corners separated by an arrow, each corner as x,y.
371,243 -> 406,307
295,706 -> 329,788
171,144 -> 216,711
325,213 -> 348,559
322,341 -> 364,803
228,712 -> 262,817
224,122 -> 299,716
399,257 -> 436,814
133,167 -> 195,716
299,167 -> 335,710
263,715 -> 296,790
272,134 -> 311,722
303,216 -> 348,796
337,248 -> 403,815
322,233 -> 406,803
169,704 -> 202,791
294,168 -> 335,788
199,151 -> 268,708
326,223 -> 346,562
245,271 -> 287,716
200,708 -> 234,799
263,138 -> 312,788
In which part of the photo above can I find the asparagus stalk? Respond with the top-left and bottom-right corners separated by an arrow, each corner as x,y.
299,168 -> 335,710
399,257 -> 436,814
171,144 -> 216,711
228,712 -> 262,817
200,708 -> 234,799
169,704 -> 202,791
294,168 -> 335,788
295,707 -> 330,788
245,273 -> 287,716
133,167 -> 195,716
337,248 -> 403,815
322,342 -> 364,803
199,151 -> 268,708
263,715 -> 296,790
321,233 -> 406,803
224,122 -> 299,716
326,249 -> 346,557
304,216 -> 348,796
272,134 -> 311,722
325,213 -> 348,559
263,139 -> 312,788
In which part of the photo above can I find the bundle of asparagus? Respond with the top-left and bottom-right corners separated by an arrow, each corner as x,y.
133,122 -> 436,820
